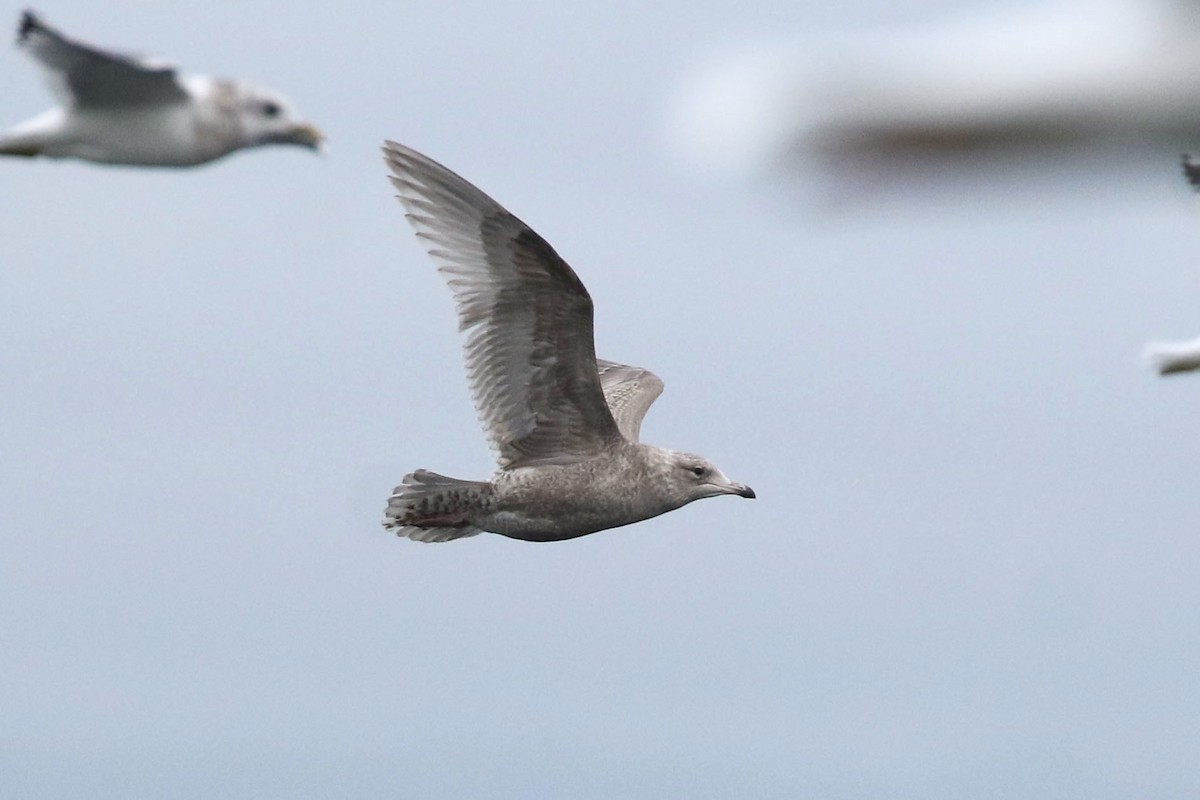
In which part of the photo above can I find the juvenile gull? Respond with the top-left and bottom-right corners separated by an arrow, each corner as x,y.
381,141 -> 755,543
0,10 -> 322,166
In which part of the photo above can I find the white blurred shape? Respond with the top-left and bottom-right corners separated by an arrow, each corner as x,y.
1144,336 -> 1200,375
667,0 -> 1200,178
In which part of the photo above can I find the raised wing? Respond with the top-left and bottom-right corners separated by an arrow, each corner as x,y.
383,141 -> 624,469
596,359 -> 664,442
18,11 -> 188,108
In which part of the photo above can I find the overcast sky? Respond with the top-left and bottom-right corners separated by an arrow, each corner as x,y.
3,1 -> 1200,798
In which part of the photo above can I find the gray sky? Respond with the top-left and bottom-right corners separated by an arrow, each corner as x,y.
3,1 -> 1199,797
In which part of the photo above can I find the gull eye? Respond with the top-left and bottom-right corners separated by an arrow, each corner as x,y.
690,466 -> 706,477
260,101 -> 282,118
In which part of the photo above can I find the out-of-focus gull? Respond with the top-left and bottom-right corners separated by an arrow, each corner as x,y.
667,0 -> 1200,178
0,10 -> 322,166
1144,336 -> 1200,375
380,141 -> 755,543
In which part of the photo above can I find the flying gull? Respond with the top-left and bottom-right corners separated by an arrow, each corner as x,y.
668,0 -> 1200,183
381,141 -> 755,543
0,11 -> 323,166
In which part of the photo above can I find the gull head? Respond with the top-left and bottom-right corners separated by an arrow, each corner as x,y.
234,86 -> 324,153
665,450 -> 756,503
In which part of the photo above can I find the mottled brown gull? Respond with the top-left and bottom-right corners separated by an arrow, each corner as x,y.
381,141 -> 755,543
0,11 -> 323,166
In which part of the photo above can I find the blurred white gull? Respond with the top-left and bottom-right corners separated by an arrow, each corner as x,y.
667,0 -> 1200,179
380,142 -> 755,543
0,10 -> 323,166
1144,336 -> 1200,375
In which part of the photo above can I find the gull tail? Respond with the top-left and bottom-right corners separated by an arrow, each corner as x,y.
383,469 -> 490,542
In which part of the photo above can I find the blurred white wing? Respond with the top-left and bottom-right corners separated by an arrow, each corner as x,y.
1144,337 -> 1200,375
18,11 -> 188,108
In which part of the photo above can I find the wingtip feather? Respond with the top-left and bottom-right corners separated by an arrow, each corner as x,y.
17,9 -> 41,43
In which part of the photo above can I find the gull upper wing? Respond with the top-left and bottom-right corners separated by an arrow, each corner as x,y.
595,359 -> 664,443
18,11 -> 188,109
383,141 -> 625,469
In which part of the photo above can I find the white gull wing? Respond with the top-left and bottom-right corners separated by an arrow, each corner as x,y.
1144,336 -> 1200,375
383,141 -> 625,469
595,359 -> 664,443
17,11 -> 188,109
